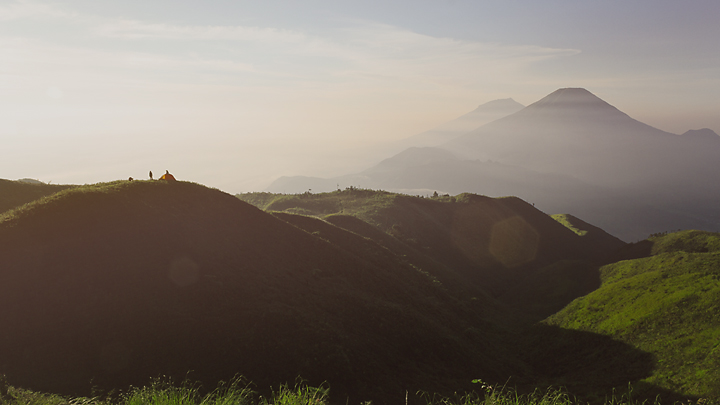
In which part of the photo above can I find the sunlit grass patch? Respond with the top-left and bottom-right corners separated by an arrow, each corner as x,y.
119,376 -> 255,405
419,380 -> 671,405
0,376 -> 329,405
260,381 -> 328,405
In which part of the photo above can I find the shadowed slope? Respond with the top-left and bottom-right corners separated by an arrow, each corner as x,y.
271,211 -> 482,300
239,190 -> 624,300
0,181 -> 512,403
552,214 -> 626,255
240,190 -> 678,401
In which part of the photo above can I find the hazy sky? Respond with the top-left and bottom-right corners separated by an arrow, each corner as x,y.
2,0 -> 719,192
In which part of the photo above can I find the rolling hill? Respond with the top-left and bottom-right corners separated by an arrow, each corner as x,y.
239,189 -> 622,270
238,190 -> 720,402
0,180 -> 516,404
2,179 -> 715,403
238,189 -> 626,323
0,178 -> 74,215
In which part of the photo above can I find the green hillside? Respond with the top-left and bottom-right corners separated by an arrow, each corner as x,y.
0,180 -> 515,404
646,230 -> 720,255
239,190 -> 622,297
544,231 -> 720,399
239,190 -> 627,325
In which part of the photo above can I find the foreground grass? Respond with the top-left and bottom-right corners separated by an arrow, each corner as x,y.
0,377 -> 327,405
1,377 -> 713,405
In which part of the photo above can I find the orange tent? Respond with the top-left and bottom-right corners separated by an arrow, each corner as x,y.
160,170 -> 176,181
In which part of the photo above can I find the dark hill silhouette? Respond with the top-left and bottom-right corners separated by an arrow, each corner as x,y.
0,180 -> 518,404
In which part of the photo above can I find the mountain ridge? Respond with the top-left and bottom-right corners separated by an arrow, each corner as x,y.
682,128 -> 720,141
265,87 -> 720,241
443,88 -> 681,184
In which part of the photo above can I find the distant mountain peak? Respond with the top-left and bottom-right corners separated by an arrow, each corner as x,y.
472,98 -> 524,113
550,88 -> 597,97
682,128 -> 720,141
554,87 -> 594,94
399,97 -> 524,148
16,178 -> 45,184
528,88 -> 617,111
512,87 -> 634,124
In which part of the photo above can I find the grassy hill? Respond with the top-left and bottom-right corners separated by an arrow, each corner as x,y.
238,191 -> 720,402
542,230 -> 720,400
0,180 -> 519,404
0,178 -> 74,214
4,182 -> 717,403
239,190 -> 621,288
239,190 -> 625,324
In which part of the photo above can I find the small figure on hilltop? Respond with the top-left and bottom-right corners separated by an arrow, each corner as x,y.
149,171 -> 153,180
159,170 -> 176,181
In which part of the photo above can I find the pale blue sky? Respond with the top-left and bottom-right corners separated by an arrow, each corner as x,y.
1,0 -> 718,191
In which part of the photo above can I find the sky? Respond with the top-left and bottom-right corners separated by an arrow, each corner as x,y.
2,0 -> 719,192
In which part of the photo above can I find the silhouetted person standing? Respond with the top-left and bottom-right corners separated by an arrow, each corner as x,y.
149,171 -> 153,180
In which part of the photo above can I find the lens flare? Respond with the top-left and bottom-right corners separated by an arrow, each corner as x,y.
489,216 -> 539,268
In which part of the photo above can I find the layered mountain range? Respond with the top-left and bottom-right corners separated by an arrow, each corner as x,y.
268,88 -> 720,241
